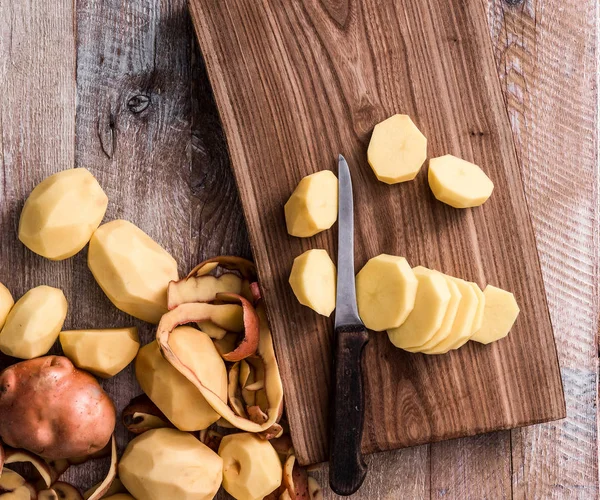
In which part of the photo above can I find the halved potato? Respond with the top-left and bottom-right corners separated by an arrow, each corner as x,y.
408,272 -> 461,352
422,276 -> 479,354
289,249 -> 336,317
367,114 -> 427,184
469,283 -> 485,334
60,327 -> 140,378
284,170 -> 338,237
428,155 -> 494,208
18,168 -> 108,260
470,285 -> 520,344
0,282 -> 14,330
387,267 -> 450,349
356,255 -> 417,331
0,285 -> 68,359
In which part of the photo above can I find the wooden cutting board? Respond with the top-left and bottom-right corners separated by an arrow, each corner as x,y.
189,0 -> 566,465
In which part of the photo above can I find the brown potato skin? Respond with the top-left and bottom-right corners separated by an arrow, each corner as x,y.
0,356 -> 116,459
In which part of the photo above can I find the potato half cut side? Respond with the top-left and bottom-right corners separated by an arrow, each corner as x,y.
356,254 -> 417,331
428,155 -> 494,208
407,272 -> 461,353
288,250 -> 336,317
387,267 -> 450,349
422,276 -> 479,354
470,285 -> 520,344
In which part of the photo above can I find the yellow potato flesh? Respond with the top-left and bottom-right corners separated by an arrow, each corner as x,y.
19,168 -> 108,260
119,428 -> 222,500
284,170 -> 338,237
409,273 -> 461,352
289,249 -> 336,317
428,155 -> 494,208
367,114 -> 427,184
88,220 -> 179,324
60,327 -> 140,378
469,283 -> 485,334
422,276 -> 479,354
0,285 -> 67,359
0,282 -> 14,330
197,320 -> 227,340
135,331 -> 226,431
471,285 -> 520,344
387,267 -> 450,349
218,433 -> 282,500
356,254 -> 417,331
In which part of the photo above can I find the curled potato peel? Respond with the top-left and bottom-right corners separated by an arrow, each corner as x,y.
84,435 -> 117,500
167,273 -> 242,310
214,293 -> 260,362
189,256 -> 256,280
122,395 -> 172,434
3,448 -> 53,488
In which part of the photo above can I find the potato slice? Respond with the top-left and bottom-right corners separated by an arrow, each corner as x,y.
60,327 -> 140,378
289,249 -> 336,317
367,114 -> 427,184
0,282 -> 14,330
471,285 -> 520,344
0,286 -> 68,359
428,155 -> 494,208
387,267 -> 450,349
88,220 -> 179,324
355,254 -> 417,331
18,168 -> 108,261
422,276 -> 479,354
469,283 -> 485,334
408,273 -> 461,352
284,170 -> 338,237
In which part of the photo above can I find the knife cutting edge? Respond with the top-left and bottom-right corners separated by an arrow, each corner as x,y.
329,154 -> 369,496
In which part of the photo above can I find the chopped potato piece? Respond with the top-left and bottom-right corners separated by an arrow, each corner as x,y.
0,286 -> 68,359
422,276 -> 479,354
0,282 -> 14,330
428,155 -> 494,208
471,285 -> 519,344
19,168 -> 108,260
408,273 -> 461,352
356,254 -> 417,331
387,267 -> 450,349
285,170 -> 338,237
289,249 -> 336,317
469,283 -> 485,334
88,220 -> 179,324
60,327 -> 140,378
367,114 -> 427,184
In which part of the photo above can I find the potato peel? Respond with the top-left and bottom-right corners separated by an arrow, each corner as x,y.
0,443 -> 4,472
167,273 -> 243,310
189,256 -> 256,280
51,482 -> 84,500
282,454 -> 310,500
307,477 -> 323,500
122,394 -> 173,434
4,448 -> 53,488
214,293 -> 260,362
84,435 -> 116,500
228,362 -> 247,417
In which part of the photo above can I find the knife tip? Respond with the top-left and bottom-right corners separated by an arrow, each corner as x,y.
338,154 -> 345,162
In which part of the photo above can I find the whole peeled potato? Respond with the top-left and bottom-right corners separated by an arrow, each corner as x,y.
0,356 -> 116,459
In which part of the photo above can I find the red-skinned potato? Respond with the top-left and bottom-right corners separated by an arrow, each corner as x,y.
0,356 -> 116,459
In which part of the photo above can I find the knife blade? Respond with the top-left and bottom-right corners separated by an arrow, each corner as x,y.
329,154 -> 369,496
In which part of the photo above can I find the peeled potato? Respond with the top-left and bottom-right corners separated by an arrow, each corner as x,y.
409,273 -> 461,352
0,282 -> 14,330
284,170 -> 338,237
19,168 -> 108,260
367,114 -> 427,184
387,267 -> 450,349
470,283 -> 485,334
422,276 -> 479,354
471,285 -> 520,344
356,254 -> 417,331
60,327 -> 140,378
219,433 -> 282,500
0,286 -> 68,359
88,220 -> 179,324
289,249 -> 336,317
428,155 -> 494,208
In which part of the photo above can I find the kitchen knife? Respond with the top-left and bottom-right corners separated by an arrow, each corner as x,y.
329,154 -> 369,496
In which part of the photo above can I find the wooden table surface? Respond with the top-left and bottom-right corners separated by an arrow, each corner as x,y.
0,0 -> 596,498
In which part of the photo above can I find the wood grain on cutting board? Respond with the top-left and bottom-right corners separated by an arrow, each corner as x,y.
189,0 -> 566,465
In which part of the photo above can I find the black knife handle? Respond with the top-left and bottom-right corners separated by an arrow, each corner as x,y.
329,324 -> 369,496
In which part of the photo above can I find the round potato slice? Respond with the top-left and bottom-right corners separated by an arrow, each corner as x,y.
469,283 -> 485,334
387,267 -> 450,349
356,254 -> 417,331
0,282 -> 14,330
470,285 -> 520,344
284,170 -> 338,237
367,114 -> 427,184
428,155 -> 494,208
289,249 -> 336,317
422,276 -> 479,354
406,272 -> 461,352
